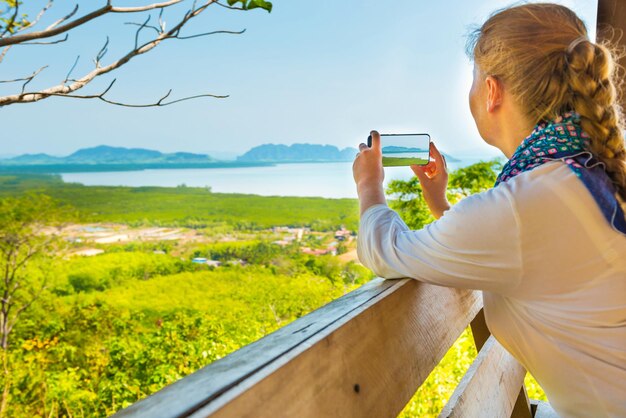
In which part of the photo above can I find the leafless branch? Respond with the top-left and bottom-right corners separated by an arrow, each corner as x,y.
20,66 -> 48,94
0,46 -> 9,64
175,28 -> 245,40
158,8 -> 166,32
0,0 -> 270,107
215,1 -> 246,11
95,37 -> 109,67
64,56 -> 80,84
17,0 -> 55,33
0,66 -> 47,84
18,33 -> 68,45
0,0 -> 185,47
135,14 -> 152,49
19,78 -> 228,107
0,0 -> 251,106
125,22 -> 161,36
45,4 -> 78,31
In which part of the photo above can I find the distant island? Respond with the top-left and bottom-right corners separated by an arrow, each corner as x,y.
1,143 -> 459,173
0,145 -> 272,173
237,143 -> 358,163
1,145 -> 215,165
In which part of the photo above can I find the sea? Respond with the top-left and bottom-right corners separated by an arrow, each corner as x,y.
60,157 -> 491,199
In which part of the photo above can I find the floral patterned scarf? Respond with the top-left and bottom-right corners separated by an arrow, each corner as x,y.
495,111 -> 626,235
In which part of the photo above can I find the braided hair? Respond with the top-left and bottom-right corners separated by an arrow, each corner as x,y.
467,3 -> 626,199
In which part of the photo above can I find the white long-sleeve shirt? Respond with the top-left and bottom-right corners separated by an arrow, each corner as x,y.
357,161 -> 626,418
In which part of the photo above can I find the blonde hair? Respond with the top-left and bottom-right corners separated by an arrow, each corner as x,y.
467,3 -> 626,199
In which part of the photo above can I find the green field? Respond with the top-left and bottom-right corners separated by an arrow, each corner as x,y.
0,174 -> 359,231
382,156 -> 429,167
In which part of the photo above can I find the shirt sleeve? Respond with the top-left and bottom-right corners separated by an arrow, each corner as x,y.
356,186 -> 523,294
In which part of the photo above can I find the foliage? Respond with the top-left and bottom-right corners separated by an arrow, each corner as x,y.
385,158 -> 503,229
0,0 -> 29,35
227,0 -> 273,12
0,194 -> 73,350
386,176 -> 435,229
448,159 -> 503,195
0,175 -> 360,231
0,162 -> 550,417
5,264 -> 352,416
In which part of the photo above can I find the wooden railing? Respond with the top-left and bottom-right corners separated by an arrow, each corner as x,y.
112,278 -> 535,418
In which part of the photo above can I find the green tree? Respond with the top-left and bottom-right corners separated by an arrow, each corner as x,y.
0,194 -> 70,350
448,159 -> 503,195
386,176 -> 435,229
385,159 -> 504,229
0,193 -> 71,415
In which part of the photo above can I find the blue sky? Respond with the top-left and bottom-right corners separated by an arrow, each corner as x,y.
1,0 -> 597,159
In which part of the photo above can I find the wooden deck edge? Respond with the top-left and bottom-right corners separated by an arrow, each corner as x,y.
114,279 -> 481,418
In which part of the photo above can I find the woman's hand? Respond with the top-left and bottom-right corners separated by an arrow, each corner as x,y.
411,141 -> 451,219
353,130 -> 386,215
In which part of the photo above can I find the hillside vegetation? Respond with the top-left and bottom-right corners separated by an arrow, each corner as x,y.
0,162 -> 546,417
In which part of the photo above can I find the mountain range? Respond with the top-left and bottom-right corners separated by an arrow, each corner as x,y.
1,143 -> 458,167
237,143 -> 358,162
0,145 -> 214,165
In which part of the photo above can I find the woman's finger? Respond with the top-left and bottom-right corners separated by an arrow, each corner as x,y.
411,164 -> 428,181
370,130 -> 381,152
429,141 -> 446,169
359,143 -> 368,152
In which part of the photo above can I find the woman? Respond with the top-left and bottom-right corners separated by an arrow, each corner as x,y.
353,3 -> 626,418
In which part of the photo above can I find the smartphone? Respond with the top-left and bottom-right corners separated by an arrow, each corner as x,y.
367,133 -> 431,167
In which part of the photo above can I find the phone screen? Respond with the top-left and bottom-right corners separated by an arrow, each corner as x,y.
367,133 -> 431,167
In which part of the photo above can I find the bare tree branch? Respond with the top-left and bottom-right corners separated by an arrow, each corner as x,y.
19,33 -> 68,45
21,78 -> 229,107
125,21 -> 161,36
44,3 -> 78,32
134,14 -> 152,49
64,56 -> 80,84
17,0 -> 55,33
0,46 -> 9,64
0,0 -> 252,107
175,28 -> 245,40
215,1 -> 246,11
0,0 -> 271,106
0,0 -> 185,47
95,37 -> 109,68
0,66 -> 47,84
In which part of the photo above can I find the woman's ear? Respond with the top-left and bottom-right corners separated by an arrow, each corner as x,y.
485,75 -> 503,113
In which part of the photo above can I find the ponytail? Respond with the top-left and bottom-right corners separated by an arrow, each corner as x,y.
566,38 -> 626,199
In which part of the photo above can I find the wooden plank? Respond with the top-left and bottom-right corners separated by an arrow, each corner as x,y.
438,336 -> 527,418
112,277 -> 399,417
597,0 -> 626,112
193,280 -> 481,418
114,277 -> 481,417
471,309 -> 532,418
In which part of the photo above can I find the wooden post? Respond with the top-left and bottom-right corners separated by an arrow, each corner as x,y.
470,309 -> 532,418
597,0 -> 626,112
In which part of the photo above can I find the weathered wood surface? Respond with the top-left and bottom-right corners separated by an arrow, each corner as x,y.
114,278 -> 481,418
470,309 -> 531,418
438,335 -> 527,418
